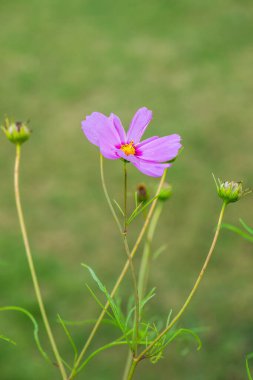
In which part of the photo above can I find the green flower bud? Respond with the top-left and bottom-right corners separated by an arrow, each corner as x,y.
1,118 -> 31,145
213,175 -> 251,204
158,183 -> 172,201
137,183 -> 149,203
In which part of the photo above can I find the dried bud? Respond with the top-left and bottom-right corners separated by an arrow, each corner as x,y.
137,183 -> 149,203
213,175 -> 251,204
158,183 -> 172,201
1,118 -> 31,145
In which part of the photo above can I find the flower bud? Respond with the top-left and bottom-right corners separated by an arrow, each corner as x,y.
158,183 -> 172,201
213,175 -> 251,204
137,183 -> 149,203
1,118 -> 31,145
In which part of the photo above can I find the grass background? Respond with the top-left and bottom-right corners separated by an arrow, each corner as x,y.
0,0 -> 253,379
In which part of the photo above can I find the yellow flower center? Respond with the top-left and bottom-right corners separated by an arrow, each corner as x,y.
120,141 -> 136,156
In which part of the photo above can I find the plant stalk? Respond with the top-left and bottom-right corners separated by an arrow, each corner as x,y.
126,201 -> 227,379
123,161 -> 140,355
69,158 -> 167,378
14,144 -> 67,379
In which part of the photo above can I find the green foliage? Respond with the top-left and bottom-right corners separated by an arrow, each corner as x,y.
82,264 -> 128,340
127,195 -> 159,225
0,333 -> 16,346
0,306 -> 51,364
57,314 -> 78,367
223,219 -> 253,243
246,352 -> 253,380
82,263 -> 202,372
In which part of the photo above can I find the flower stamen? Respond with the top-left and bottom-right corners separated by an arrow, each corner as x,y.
120,141 -> 136,156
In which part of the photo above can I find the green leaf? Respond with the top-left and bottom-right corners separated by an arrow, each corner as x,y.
127,195 -> 159,225
246,352 -> 253,380
240,219 -> 253,235
113,199 -> 125,217
152,244 -> 167,261
82,264 -> 127,336
150,327 -> 202,363
140,288 -> 156,312
222,223 -> 253,243
57,314 -> 78,366
0,333 -> 16,345
85,283 -> 114,320
0,306 -> 51,364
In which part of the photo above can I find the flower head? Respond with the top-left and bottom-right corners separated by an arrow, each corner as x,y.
81,107 -> 182,177
1,118 -> 31,145
213,175 -> 251,204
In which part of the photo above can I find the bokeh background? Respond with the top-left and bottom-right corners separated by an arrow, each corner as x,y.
0,0 -> 253,379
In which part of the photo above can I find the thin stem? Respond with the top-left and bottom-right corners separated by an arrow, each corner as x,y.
135,201 -> 227,365
126,359 -> 138,380
14,144 -> 67,379
69,165 -> 167,378
123,202 -> 163,380
138,203 -> 163,301
122,161 -> 140,355
123,160 -> 127,233
123,238 -> 139,354
100,154 -> 122,234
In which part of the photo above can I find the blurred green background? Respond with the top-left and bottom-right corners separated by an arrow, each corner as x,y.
0,0 -> 253,379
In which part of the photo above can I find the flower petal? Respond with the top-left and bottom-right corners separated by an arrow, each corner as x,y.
136,136 -> 159,147
116,150 -> 171,177
126,107 -> 152,144
81,112 -> 121,160
132,159 -> 171,177
136,134 -> 181,162
109,113 -> 126,143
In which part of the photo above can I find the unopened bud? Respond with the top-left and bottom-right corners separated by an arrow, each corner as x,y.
158,183 -> 172,201
137,184 -> 149,203
1,118 -> 31,145
213,175 -> 251,204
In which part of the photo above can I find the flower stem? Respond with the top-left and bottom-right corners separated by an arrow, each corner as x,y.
122,161 -> 140,355
69,160 -> 167,378
123,160 -> 127,233
14,144 -> 67,379
127,201 -> 227,378
123,202 -> 163,379
126,359 -> 138,380
138,202 -> 163,301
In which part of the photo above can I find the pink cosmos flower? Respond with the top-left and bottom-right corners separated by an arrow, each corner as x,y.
81,107 -> 182,177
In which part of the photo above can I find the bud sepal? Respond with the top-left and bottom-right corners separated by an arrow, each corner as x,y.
213,174 -> 251,204
1,118 -> 31,145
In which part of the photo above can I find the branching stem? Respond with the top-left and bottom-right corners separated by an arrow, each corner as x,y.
69,157 -> 167,378
126,201 -> 227,380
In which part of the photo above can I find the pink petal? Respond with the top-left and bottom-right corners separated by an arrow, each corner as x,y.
136,136 -> 159,147
136,134 -> 181,162
126,107 -> 152,144
116,150 -> 171,177
109,113 -> 126,143
81,112 -> 122,160
132,159 -> 171,177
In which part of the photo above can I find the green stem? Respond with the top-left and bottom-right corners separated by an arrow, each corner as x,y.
14,144 -> 67,379
123,202 -> 163,380
123,161 -> 140,355
135,201 -> 227,364
100,154 -> 122,234
123,160 -> 127,233
126,359 -> 138,380
69,164 -> 167,379
138,203 -> 163,301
